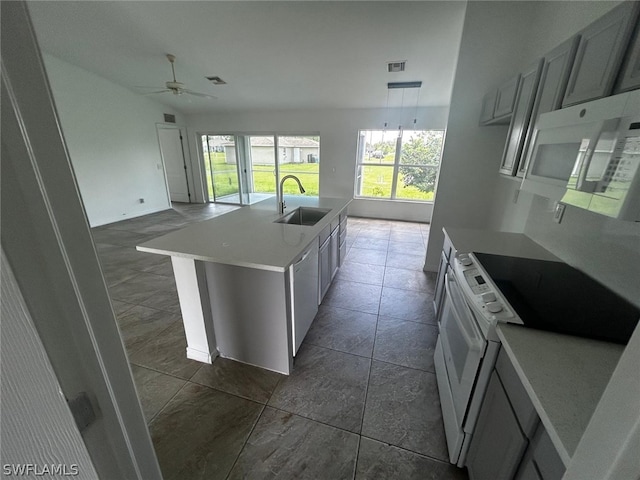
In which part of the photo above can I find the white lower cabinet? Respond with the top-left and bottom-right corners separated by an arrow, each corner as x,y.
515,424 -> 565,480
466,349 -> 566,480
466,371 -> 528,480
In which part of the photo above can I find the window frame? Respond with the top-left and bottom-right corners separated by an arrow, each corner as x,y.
355,129 -> 445,202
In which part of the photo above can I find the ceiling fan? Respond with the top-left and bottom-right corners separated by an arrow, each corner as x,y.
136,54 -> 216,100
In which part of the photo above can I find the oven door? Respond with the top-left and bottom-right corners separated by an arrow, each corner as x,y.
439,271 -> 487,423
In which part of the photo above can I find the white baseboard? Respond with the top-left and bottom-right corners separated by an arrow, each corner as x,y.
186,347 -> 218,364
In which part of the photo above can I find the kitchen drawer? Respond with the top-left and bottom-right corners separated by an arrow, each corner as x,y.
318,224 -> 331,247
496,349 -> 539,438
330,216 -> 340,233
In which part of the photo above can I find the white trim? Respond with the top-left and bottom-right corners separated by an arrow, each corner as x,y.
186,347 -> 217,364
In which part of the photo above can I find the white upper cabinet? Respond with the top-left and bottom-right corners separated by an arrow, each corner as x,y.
500,60 -> 543,176
562,1 -> 640,107
615,19 -> 640,93
480,75 -> 520,125
517,36 -> 581,177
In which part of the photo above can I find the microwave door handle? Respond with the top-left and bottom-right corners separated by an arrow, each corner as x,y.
577,118 -> 622,191
444,273 -> 484,352
575,147 -> 594,191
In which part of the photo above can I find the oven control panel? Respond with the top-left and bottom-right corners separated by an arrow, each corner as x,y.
454,254 -> 521,326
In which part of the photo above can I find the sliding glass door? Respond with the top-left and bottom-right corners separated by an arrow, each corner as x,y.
200,133 -> 320,205
201,135 -> 243,204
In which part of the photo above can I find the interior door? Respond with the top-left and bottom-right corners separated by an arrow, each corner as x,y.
158,127 -> 191,203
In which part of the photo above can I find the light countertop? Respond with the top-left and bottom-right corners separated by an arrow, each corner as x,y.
497,324 -> 624,467
443,227 -> 623,467
443,227 -> 560,261
137,196 -> 350,272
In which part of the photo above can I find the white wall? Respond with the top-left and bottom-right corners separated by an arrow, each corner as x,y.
43,54 -> 186,227
186,106 -> 448,222
424,1 -> 540,270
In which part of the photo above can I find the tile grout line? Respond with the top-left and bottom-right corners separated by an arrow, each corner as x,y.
224,403 -> 267,480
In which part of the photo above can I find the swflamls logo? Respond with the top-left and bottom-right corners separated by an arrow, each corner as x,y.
2,464 -> 79,476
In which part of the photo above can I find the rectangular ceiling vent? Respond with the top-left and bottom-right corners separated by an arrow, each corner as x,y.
163,113 -> 176,124
206,76 -> 227,85
387,61 -> 406,73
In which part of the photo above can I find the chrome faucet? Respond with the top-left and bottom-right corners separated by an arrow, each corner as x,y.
277,175 -> 305,214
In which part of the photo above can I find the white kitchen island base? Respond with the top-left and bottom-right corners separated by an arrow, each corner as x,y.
173,256 -> 294,375
139,197 -> 350,376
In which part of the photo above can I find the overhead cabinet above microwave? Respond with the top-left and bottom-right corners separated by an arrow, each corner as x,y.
521,89 -> 640,221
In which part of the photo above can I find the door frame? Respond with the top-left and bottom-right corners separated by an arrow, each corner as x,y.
2,2 -> 162,478
157,123 -> 194,204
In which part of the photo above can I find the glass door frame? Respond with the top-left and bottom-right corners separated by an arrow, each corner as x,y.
199,133 -> 245,205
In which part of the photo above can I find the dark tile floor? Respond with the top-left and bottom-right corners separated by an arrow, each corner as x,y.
92,203 -> 468,480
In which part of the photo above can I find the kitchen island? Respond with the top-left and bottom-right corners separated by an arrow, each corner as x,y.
137,196 -> 351,374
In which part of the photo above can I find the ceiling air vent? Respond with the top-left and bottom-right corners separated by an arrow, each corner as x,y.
206,76 -> 227,85
163,113 -> 176,124
387,61 -> 406,73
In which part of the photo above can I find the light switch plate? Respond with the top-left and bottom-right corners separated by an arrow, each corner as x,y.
553,202 -> 566,223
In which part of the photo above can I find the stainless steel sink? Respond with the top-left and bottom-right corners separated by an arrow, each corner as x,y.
274,207 -> 331,226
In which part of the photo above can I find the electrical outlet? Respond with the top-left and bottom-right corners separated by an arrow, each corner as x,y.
553,202 -> 565,223
139,198 -> 145,204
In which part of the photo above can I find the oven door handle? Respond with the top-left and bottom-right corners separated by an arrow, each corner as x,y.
444,272 -> 484,353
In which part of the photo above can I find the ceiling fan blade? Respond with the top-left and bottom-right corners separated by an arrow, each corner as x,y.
183,89 -> 217,100
141,89 -> 172,96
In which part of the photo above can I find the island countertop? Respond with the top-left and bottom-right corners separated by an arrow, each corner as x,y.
137,196 -> 351,272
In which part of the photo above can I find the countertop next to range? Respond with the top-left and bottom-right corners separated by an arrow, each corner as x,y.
443,227 -> 625,468
137,196 -> 351,272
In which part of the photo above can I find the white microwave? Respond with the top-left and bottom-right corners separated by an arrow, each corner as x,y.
521,90 -> 640,221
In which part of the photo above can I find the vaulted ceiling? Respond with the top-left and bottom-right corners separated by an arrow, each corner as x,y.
27,1 -> 466,114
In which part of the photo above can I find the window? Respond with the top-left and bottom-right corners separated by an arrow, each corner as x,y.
355,129 -> 444,201
200,133 -> 319,205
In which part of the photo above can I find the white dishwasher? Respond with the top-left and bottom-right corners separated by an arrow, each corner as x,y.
291,245 -> 319,355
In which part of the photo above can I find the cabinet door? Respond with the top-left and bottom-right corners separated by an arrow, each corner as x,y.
466,372 -> 528,480
479,89 -> 498,125
562,1 -> 640,107
615,19 -> 640,93
515,455 -> 543,480
500,60 -> 543,176
319,237 -> 331,303
494,75 -> 520,119
329,228 -> 339,280
518,36 -> 580,177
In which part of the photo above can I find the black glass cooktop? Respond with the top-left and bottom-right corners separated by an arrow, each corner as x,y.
473,252 -> 640,345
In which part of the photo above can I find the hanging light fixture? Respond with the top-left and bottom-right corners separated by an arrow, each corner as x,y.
385,81 -> 423,135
